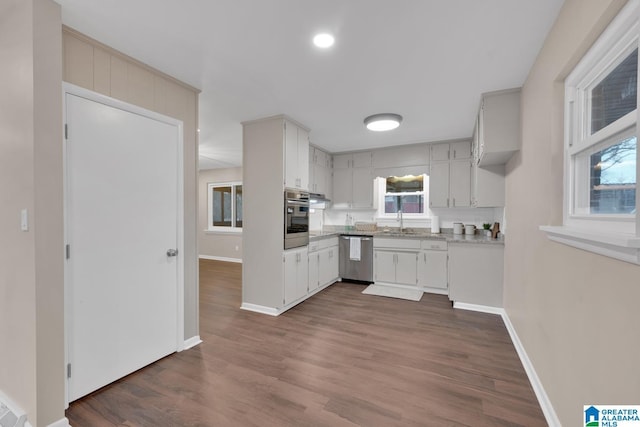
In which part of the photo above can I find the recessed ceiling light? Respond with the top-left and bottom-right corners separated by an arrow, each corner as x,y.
313,33 -> 335,48
364,113 -> 403,131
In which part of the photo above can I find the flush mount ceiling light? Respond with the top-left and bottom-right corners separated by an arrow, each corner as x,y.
364,113 -> 403,131
313,33 -> 335,48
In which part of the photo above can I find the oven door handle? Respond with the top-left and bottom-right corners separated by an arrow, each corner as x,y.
286,200 -> 308,206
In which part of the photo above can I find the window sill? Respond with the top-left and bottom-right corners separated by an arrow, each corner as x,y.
540,225 -> 640,264
205,228 -> 242,235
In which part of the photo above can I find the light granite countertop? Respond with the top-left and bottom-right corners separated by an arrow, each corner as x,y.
309,228 -> 505,245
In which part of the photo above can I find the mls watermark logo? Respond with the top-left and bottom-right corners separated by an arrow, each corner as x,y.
585,405 -> 640,427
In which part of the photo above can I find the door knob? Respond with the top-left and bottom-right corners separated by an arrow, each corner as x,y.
166,249 -> 178,257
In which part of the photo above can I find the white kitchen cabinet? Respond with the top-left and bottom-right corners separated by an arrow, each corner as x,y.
430,143 -> 451,162
332,151 -> 373,208
429,141 -> 472,208
308,237 -> 339,291
374,250 -> 418,286
448,243 -> 504,308
319,245 -> 339,287
450,160 -> 472,207
373,145 -> 429,168
309,145 -> 332,197
283,247 -> 309,305
477,88 -> 521,166
470,116 -> 506,207
308,251 -> 320,292
284,120 -> 309,190
417,240 -> 448,292
373,238 -> 420,287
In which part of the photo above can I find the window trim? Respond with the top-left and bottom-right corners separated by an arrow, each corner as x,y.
207,181 -> 242,233
542,0 -> 640,264
375,174 -> 430,219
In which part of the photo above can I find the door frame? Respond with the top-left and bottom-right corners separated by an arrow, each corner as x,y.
62,83 -> 185,407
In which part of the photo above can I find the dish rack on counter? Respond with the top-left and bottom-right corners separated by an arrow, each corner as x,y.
354,222 -> 377,232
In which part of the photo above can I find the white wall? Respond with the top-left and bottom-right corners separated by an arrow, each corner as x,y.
505,0 -> 640,425
198,167 -> 243,262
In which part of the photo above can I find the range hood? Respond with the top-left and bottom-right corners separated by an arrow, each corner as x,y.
309,192 -> 331,207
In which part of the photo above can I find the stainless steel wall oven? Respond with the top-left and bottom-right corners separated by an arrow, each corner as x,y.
284,189 -> 309,249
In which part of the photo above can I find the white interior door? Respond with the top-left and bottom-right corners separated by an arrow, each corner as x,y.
65,88 -> 182,402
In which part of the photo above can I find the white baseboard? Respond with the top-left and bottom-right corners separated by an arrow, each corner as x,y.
183,335 -> 202,350
500,312 -> 561,427
453,301 -> 505,315
239,303 -> 280,316
452,301 -> 560,427
47,417 -> 71,427
199,255 -> 242,263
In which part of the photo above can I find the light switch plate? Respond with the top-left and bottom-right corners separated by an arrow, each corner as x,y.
20,209 -> 28,231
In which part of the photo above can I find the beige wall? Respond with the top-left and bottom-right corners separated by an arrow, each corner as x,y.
0,0 -> 64,425
198,167 -> 243,261
62,27 -> 201,340
505,0 -> 640,425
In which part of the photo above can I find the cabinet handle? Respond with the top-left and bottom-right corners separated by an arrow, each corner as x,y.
446,198 -> 449,207
453,150 -> 456,158
452,198 -> 455,207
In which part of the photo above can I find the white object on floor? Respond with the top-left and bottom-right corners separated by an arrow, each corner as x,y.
349,237 -> 361,260
362,284 -> 423,301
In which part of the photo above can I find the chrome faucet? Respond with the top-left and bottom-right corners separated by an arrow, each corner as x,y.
397,210 -> 403,233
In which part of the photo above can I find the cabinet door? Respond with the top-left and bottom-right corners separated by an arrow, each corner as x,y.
324,166 -> 333,200
333,153 -> 351,169
328,247 -> 339,283
450,161 -> 471,207
332,168 -> 352,206
450,140 -> 471,160
395,252 -> 418,286
308,252 -> 320,291
318,248 -> 332,287
284,122 -> 298,188
431,143 -> 450,162
429,162 -> 450,208
297,128 -> 309,190
283,252 -> 298,305
313,165 -> 327,195
295,250 -> 309,301
374,250 -> 396,283
351,167 -> 373,208
418,251 -> 448,289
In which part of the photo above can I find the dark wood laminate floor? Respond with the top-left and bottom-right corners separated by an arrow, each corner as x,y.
66,259 -> 546,427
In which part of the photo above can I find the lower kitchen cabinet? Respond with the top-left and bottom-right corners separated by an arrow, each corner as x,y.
283,247 -> 308,305
448,243 -> 503,307
319,245 -> 339,287
308,237 -> 339,293
373,238 -> 420,286
417,240 -> 448,291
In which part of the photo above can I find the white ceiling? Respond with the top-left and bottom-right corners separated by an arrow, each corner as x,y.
55,0 -> 565,170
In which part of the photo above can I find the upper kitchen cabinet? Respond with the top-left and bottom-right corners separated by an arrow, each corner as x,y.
430,140 -> 471,162
333,152 -> 373,208
284,120 -> 309,190
309,145 -> 332,198
477,88 -> 521,166
429,141 -> 472,208
471,119 -> 505,207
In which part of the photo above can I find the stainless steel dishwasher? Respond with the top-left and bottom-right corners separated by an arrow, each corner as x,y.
339,234 -> 374,283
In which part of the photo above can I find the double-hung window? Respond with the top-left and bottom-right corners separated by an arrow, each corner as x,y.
378,174 -> 428,216
544,0 -> 640,263
208,182 -> 242,231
